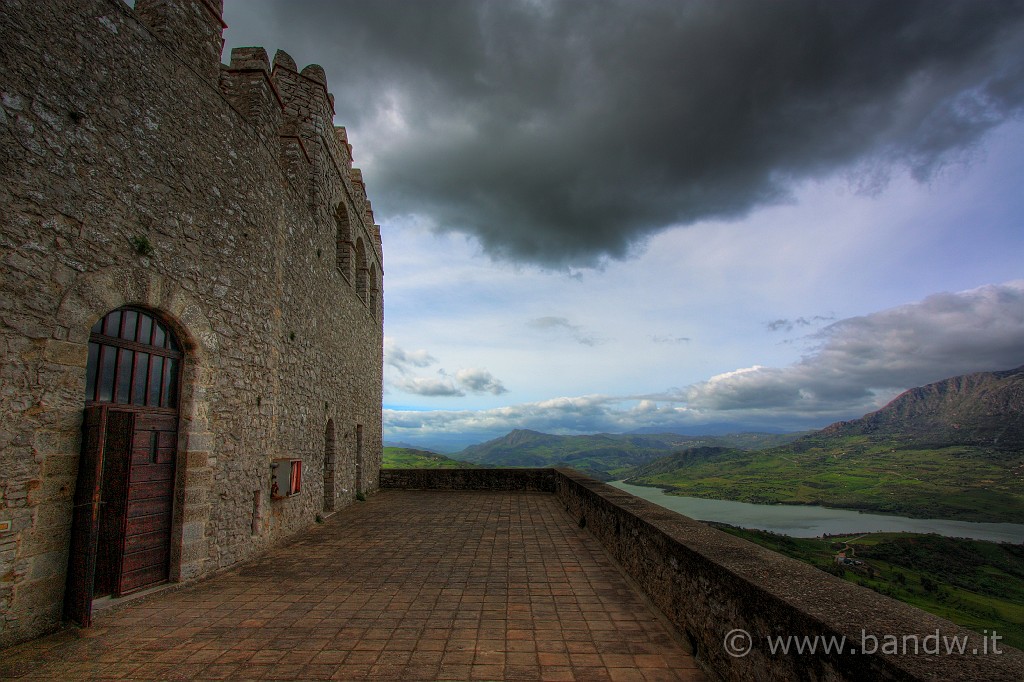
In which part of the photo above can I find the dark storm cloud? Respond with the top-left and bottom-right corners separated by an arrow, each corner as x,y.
227,0 -> 1024,267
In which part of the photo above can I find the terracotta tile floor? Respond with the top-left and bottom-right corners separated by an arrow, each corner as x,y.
1,490 -> 705,680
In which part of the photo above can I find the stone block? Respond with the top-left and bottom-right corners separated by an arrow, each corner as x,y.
43,340 -> 88,367
32,499 -> 73,532
184,467 -> 213,489
28,550 -> 67,581
178,539 -> 210,564
42,454 -> 79,478
184,450 -> 208,469
13,576 -> 64,613
34,431 -> 79,458
22,524 -> 69,556
180,520 -> 205,543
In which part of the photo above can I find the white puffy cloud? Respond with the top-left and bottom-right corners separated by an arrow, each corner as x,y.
386,339 -> 509,398
384,338 -> 437,374
394,376 -> 464,398
684,281 -> 1024,414
385,394 -> 691,440
455,368 -> 508,395
387,281 -> 1024,442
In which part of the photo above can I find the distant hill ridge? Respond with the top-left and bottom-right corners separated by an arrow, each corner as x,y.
455,429 -> 803,480
820,365 -> 1024,448
624,365 -> 1024,523
501,429 -> 563,448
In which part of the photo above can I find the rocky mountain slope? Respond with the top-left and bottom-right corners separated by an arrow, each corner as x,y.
819,365 -> 1024,449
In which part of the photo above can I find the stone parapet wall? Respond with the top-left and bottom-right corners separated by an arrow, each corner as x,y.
380,468 -> 556,492
381,468 -> 1024,681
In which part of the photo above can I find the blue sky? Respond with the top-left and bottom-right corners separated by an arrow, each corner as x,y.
223,1 -> 1024,450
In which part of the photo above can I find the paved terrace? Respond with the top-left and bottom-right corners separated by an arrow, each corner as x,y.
1,490 -> 705,681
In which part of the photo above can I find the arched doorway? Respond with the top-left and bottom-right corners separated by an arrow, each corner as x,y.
355,423 -> 364,495
65,307 -> 182,626
324,419 -> 336,512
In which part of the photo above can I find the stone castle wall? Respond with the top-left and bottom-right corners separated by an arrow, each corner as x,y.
0,0 -> 383,647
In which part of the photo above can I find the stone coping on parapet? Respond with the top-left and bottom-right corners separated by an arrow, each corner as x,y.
381,468 -> 1024,682
381,467 -> 558,492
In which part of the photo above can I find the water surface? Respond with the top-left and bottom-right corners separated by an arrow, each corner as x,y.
608,480 -> 1024,543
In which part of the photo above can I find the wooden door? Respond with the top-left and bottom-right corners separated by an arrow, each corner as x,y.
64,406 -> 107,627
75,410 -> 178,602
94,410 -> 135,597
118,412 -> 177,593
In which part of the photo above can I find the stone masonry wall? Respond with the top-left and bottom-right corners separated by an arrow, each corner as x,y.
0,0 -> 383,647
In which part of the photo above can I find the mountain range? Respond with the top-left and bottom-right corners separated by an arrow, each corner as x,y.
391,365 -> 1024,523
625,366 -> 1024,523
454,429 -> 804,479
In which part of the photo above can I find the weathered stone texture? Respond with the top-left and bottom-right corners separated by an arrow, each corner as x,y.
0,0 -> 383,648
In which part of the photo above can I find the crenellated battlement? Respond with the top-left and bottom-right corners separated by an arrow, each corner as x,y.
217,41 -> 382,278
131,0 -> 381,271
134,0 -> 378,274
136,0 -> 227,83
133,0 -> 384,299
219,46 -> 282,146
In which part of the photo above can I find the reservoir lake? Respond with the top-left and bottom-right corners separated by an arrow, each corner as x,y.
609,480 -> 1024,543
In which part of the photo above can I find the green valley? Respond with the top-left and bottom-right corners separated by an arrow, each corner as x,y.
716,527 -> 1024,650
625,366 -> 1024,524
382,447 -> 477,469
625,437 -> 1024,523
385,368 -> 1024,523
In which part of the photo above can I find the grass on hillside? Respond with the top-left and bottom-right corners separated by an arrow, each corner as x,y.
456,431 -> 808,481
382,447 -> 477,469
628,436 -> 1024,523
715,526 -> 1024,650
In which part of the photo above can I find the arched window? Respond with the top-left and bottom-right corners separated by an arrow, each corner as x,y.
368,263 -> 379,315
335,202 -> 353,282
354,237 -> 368,304
85,307 -> 182,409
